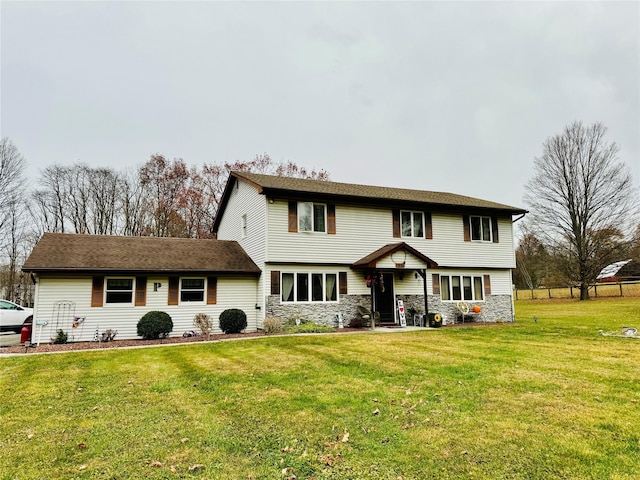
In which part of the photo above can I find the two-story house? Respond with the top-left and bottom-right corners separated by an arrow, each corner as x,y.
22,171 -> 526,342
214,171 -> 527,327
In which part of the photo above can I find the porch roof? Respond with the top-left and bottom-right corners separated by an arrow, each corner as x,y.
351,242 -> 438,270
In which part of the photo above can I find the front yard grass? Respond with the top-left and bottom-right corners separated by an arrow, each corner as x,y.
1,297 -> 639,479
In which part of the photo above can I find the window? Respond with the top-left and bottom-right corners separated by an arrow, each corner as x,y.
470,216 -> 492,242
439,275 -> 484,301
401,211 -> 424,238
281,272 -> 339,303
299,202 -> 326,232
105,278 -> 134,304
241,214 -> 247,238
181,278 -> 205,302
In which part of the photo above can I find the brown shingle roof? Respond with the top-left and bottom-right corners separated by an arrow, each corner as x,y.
231,171 -> 528,214
22,233 -> 261,274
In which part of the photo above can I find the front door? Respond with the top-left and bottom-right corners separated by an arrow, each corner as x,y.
374,272 -> 395,324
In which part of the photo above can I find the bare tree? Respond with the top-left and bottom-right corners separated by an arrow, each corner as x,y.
524,121 -> 637,300
0,138 -> 26,231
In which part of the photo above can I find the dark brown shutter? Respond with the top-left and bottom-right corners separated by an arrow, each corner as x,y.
392,210 -> 401,238
271,270 -> 281,295
207,277 -> 217,305
91,276 -> 104,307
168,276 -> 179,305
425,212 -> 433,239
432,274 -> 440,295
483,275 -> 492,295
339,271 -> 348,295
288,201 -> 298,232
463,215 -> 471,242
492,217 -> 499,243
327,204 -> 336,234
135,276 -> 147,306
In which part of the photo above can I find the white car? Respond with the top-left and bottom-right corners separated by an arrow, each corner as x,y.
0,300 -> 34,333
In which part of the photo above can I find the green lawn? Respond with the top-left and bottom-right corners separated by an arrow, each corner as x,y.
1,298 -> 639,479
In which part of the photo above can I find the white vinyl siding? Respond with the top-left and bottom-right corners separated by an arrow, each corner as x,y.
216,179 -> 267,268
31,275 -> 259,343
266,201 -> 516,269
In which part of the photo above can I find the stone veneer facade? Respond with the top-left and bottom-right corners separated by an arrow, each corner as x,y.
264,294 -> 514,327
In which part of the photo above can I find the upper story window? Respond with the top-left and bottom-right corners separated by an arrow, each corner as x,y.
105,278 -> 134,304
393,210 -> 432,239
470,216 -> 492,242
299,202 -> 326,232
288,201 -> 336,234
180,278 -> 205,302
401,211 -> 424,238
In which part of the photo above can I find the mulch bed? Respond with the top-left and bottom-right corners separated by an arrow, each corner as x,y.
0,328 -> 365,355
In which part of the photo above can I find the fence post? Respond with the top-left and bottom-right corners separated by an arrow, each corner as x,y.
620,283 -> 623,297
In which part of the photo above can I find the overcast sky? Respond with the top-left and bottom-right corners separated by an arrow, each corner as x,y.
2,1 -> 638,211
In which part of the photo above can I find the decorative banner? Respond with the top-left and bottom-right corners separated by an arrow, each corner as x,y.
397,299 -> 406,327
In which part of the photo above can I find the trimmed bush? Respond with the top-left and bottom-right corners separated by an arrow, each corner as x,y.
137,311 -> 173,340
262,317 -> 284,335
219,309 -> 247,334
348,317 -> 368,328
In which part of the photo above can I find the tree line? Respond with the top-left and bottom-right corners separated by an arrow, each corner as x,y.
0,139 -> 328,303
2,120 -> 638,304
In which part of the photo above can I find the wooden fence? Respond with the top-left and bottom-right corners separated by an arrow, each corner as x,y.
514,281 -> 640,300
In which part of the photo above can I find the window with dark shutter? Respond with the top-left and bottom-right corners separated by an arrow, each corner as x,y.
463,215 -> 471,242
425,213 -> 433,239
339,271 -> 348,295
327,204 -> 336,234
483,274 -> 492,295
288,202 -> 298,232
91,276 -> 104,307
271,270 -> 281,295
135,276 -> 147,306
168,276 -> 179,305
432,274 -> 440,295
392,210 -> 401,238
492,217 -> 499,243
207,277 -> 217,304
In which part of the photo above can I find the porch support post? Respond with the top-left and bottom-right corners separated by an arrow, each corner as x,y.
370,269 -> 376,330
415,268 -> 429,325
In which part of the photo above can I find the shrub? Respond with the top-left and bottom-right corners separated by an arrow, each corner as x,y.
51,329 -> 68,344
284,317 -> 311,327
284,322 -> 335,334
137,311 -> 173,340
348,317 -> 368,328
219,309 -> 247,334
262,317 -> 283,335
193,313 -> 213,339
